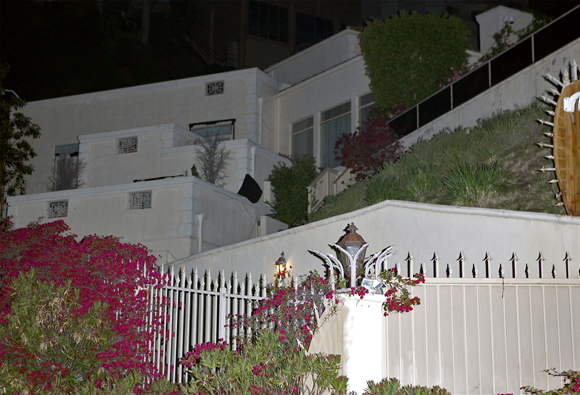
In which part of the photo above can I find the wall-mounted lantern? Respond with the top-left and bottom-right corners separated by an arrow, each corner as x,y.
275,251 -> 287,286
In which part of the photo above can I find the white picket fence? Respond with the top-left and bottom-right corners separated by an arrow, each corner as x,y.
148,266 -> 276,383
149,250 -> 580,386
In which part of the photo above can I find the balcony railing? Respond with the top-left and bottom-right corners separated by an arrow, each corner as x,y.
387,5 -> 580,136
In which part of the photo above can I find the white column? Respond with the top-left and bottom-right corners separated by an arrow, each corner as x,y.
341,294 -> 385,394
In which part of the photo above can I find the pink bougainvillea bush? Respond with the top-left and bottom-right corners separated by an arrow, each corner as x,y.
521,368 -> 580,395
229,273 -> 336,350
0,219 -> 169,393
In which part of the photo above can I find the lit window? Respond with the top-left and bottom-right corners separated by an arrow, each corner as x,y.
118,137 -> 138,154
206,81 -> 224,96
320,102 -> 351,168
358,92 -> 374,125
190,119 -> 235,141
129,191 -> 152,210
48,200 -> 68,218
291,117 -> 313,160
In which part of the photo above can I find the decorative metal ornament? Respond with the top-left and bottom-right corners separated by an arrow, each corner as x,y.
539,60 -> 580,215
309,223 -> 394,290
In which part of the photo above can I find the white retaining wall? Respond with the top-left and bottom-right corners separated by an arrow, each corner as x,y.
172,200 -> 580,282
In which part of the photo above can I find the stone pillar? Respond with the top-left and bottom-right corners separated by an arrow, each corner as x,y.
341,294 -> 385,393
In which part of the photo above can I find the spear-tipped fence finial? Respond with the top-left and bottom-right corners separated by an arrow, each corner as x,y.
538,166 -> 556,173
509,253 -> 519,278
483,252 -> 492,278
537,142 -> 553,149
546,73 -> 565,88
541,95 -> 558,106
564,69 -> 570,86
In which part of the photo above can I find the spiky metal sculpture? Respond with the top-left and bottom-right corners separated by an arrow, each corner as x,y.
539,60 -> 580,215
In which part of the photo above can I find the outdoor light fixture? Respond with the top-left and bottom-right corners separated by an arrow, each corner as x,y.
335,223 -> 368,285
275,251 -> 287,286
309,223 -> 394,290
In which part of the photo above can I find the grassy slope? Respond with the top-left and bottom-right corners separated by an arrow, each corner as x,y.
307,102 -> 565,223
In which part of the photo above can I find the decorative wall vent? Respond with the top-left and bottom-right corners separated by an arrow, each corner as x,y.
206,81 -> 224,96
118,137 -> 138,154
129,191 -> 152,210
48,200 -> 68,218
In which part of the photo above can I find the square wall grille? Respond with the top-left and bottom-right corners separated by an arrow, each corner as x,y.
129,191 -> 152,210
48,200 -> 68,218
206,81 -> 224,96
118,137 -> 138,154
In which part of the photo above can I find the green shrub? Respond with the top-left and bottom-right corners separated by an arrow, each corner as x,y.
181,329 -> 347,395
267,156 -> 318,227
0,270 -> 113,394
364,377 -> 450,395
442,161 -> 508,206
0,269 -> 178,395
364,173 -> 400,205
359,10 -> 470,110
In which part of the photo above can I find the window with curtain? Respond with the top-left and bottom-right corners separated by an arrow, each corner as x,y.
291,117 -> 313,160
52,143 -> 81,191
358,92 -> 374,125
190,120 -> 235,141
320,102 -> 351,168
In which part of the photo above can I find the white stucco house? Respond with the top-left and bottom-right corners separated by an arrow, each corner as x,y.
6,6 -> 532,263
7,28 -> 376,262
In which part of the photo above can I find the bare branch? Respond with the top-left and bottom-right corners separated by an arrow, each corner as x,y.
194,135 -> 231,186
47,156 -> 86,191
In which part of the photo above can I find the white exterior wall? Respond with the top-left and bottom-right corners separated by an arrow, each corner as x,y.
79,121 -> 290,196
266,29 -> 361,86
476,6 -> 534,55
173,200 -> 580,281
6,177 -> 265,261
20,68 -> 281,195
274,56 -> 371,165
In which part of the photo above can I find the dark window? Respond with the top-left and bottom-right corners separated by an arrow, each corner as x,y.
292,117 -> 314,160
296,12 -> 333,46
248,1 -> 289,43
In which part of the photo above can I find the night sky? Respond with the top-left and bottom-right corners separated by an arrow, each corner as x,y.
1,0 -> 578,102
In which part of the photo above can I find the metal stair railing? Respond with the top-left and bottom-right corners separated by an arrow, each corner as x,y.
386,5 -> 580,137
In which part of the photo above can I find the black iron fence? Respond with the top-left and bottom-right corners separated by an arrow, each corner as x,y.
387,5 -> 580,136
